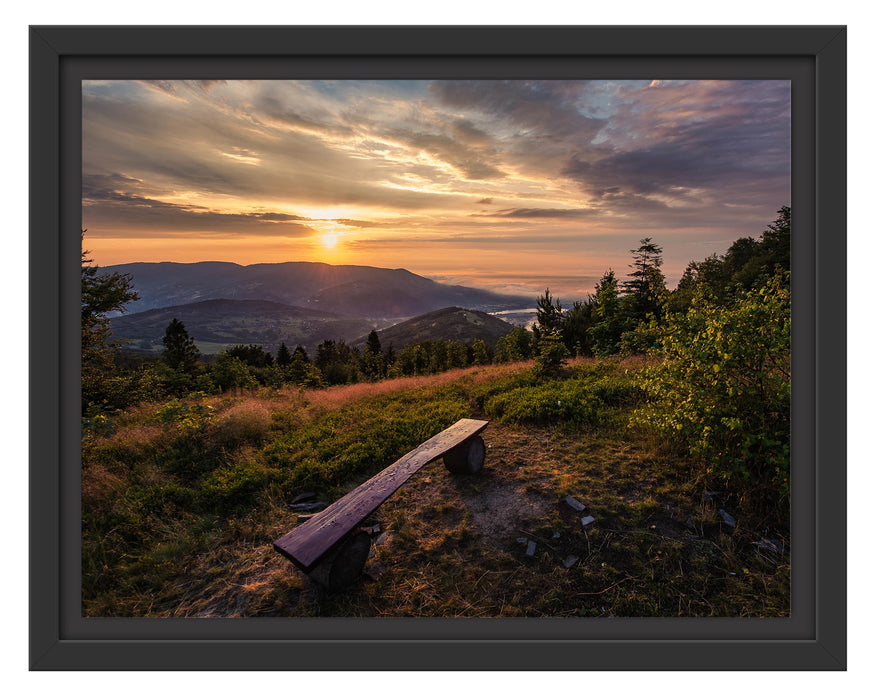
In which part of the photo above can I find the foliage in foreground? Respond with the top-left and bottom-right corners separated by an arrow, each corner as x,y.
633,274 -> 790,518
81,361 -> 789,618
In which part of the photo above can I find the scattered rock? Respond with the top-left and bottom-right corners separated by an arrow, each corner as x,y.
363,562 -> 386,581
525,541 -> 537,557
289,492 -> 317,505
375,531 -> 393,546
552,532 -> 561,539
361,523 -> 381,535
516,537 -> 528,544
564,496 -> 586,512
563,554 -> 579,569
753,538 -> 785,554
718,509 -> 736,528
686,518 -> 696,530
290,501 -> 328,512
580,515 -> 596,527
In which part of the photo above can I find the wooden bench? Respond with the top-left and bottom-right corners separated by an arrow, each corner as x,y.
273,418 -> 489,591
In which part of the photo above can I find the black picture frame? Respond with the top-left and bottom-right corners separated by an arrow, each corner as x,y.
29,25 -> 846,671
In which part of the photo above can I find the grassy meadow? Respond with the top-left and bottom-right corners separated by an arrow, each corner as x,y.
82,357 -> 789,617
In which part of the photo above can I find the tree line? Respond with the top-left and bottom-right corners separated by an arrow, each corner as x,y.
82,206 -> 790,424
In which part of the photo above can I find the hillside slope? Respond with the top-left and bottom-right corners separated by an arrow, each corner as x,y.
110,298 -> 374,353
104,260 -> 531,318
355,307 -> 516,349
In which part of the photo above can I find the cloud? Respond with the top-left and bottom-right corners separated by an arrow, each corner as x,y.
478,207 -> 600,220
81,79 -> 791,276
82,173 -> 316,237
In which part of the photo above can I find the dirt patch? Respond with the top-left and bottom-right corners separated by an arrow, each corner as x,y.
460,479 -> 548,542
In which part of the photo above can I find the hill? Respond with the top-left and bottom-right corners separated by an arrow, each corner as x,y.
109,298 -> 374,354
355,307 -> 516,349
104,261 -> 531,319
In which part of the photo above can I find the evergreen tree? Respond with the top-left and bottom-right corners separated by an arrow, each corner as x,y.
363,329 -> 385,379
623,238 -> 665,318
533,288 -> 564,342
162,318 -> 200,373
366,329 -> 382,357
589,269 -> 625,356
276,342 -> 292,366
561,298 -> 593,356
81,234 -> 139,411
472,339 -> 490,365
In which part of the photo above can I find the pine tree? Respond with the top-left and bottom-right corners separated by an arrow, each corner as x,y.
366,329 -> 382,357
276,342 -> 292,366
162,318 -> 200,373
472,339 -> 490,365
533,288 -> 564,342
81,232 -> 139,410
623,238 -> 665,318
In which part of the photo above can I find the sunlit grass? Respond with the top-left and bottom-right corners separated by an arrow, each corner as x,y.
82,357 -> 789,618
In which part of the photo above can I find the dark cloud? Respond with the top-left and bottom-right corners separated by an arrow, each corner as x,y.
478,208 -> 600,220
82,173 -> 316,237
476,198 -> 494,204
563,80 -> 790,209
429,80 -> 605,141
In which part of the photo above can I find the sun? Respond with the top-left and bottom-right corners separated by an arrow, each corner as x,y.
321,232 -> 339,249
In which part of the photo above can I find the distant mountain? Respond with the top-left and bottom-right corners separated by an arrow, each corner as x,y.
104,261 -> 531,320
109,298 -> 374,355
354,307 -> 516,350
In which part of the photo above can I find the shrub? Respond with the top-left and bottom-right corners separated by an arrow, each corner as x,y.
633,274 -> 790,510
534,331 -> 566,377
208,401 -> 272,449
210,354 -> 258,391
483,374 -> 637,427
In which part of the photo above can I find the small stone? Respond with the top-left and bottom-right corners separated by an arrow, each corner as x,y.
525,541 -> 537,556
375,531 -> 393,546
363,562 -> 386,581
754,538 -> 785,554
516,537 -> 527,544
563,554 -> 579,569
564,496 -> 586,512
289,492 -> 317,505
289,501 -> 328,512
719,509 -> 736,528
552,532 -> 561,539
580,515 -> 596,527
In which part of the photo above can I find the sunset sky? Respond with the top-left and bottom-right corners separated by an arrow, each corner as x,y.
82,79 -> 790,299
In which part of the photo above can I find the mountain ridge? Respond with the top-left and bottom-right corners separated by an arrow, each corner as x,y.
104,260 -> 532,318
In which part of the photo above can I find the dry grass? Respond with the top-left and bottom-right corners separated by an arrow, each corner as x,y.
81,358 -> 789,618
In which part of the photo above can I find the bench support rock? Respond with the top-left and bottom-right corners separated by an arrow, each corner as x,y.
442,435 -> 486,475
306,530 -> 372,592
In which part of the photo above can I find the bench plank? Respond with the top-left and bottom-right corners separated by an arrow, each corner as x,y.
274,418 -> 488,571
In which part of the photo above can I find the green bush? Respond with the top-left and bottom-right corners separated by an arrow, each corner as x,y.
484,374 -> 637,426
262,385 -> 472,496
534,331 -> 566,377
633,274 -> 790,505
